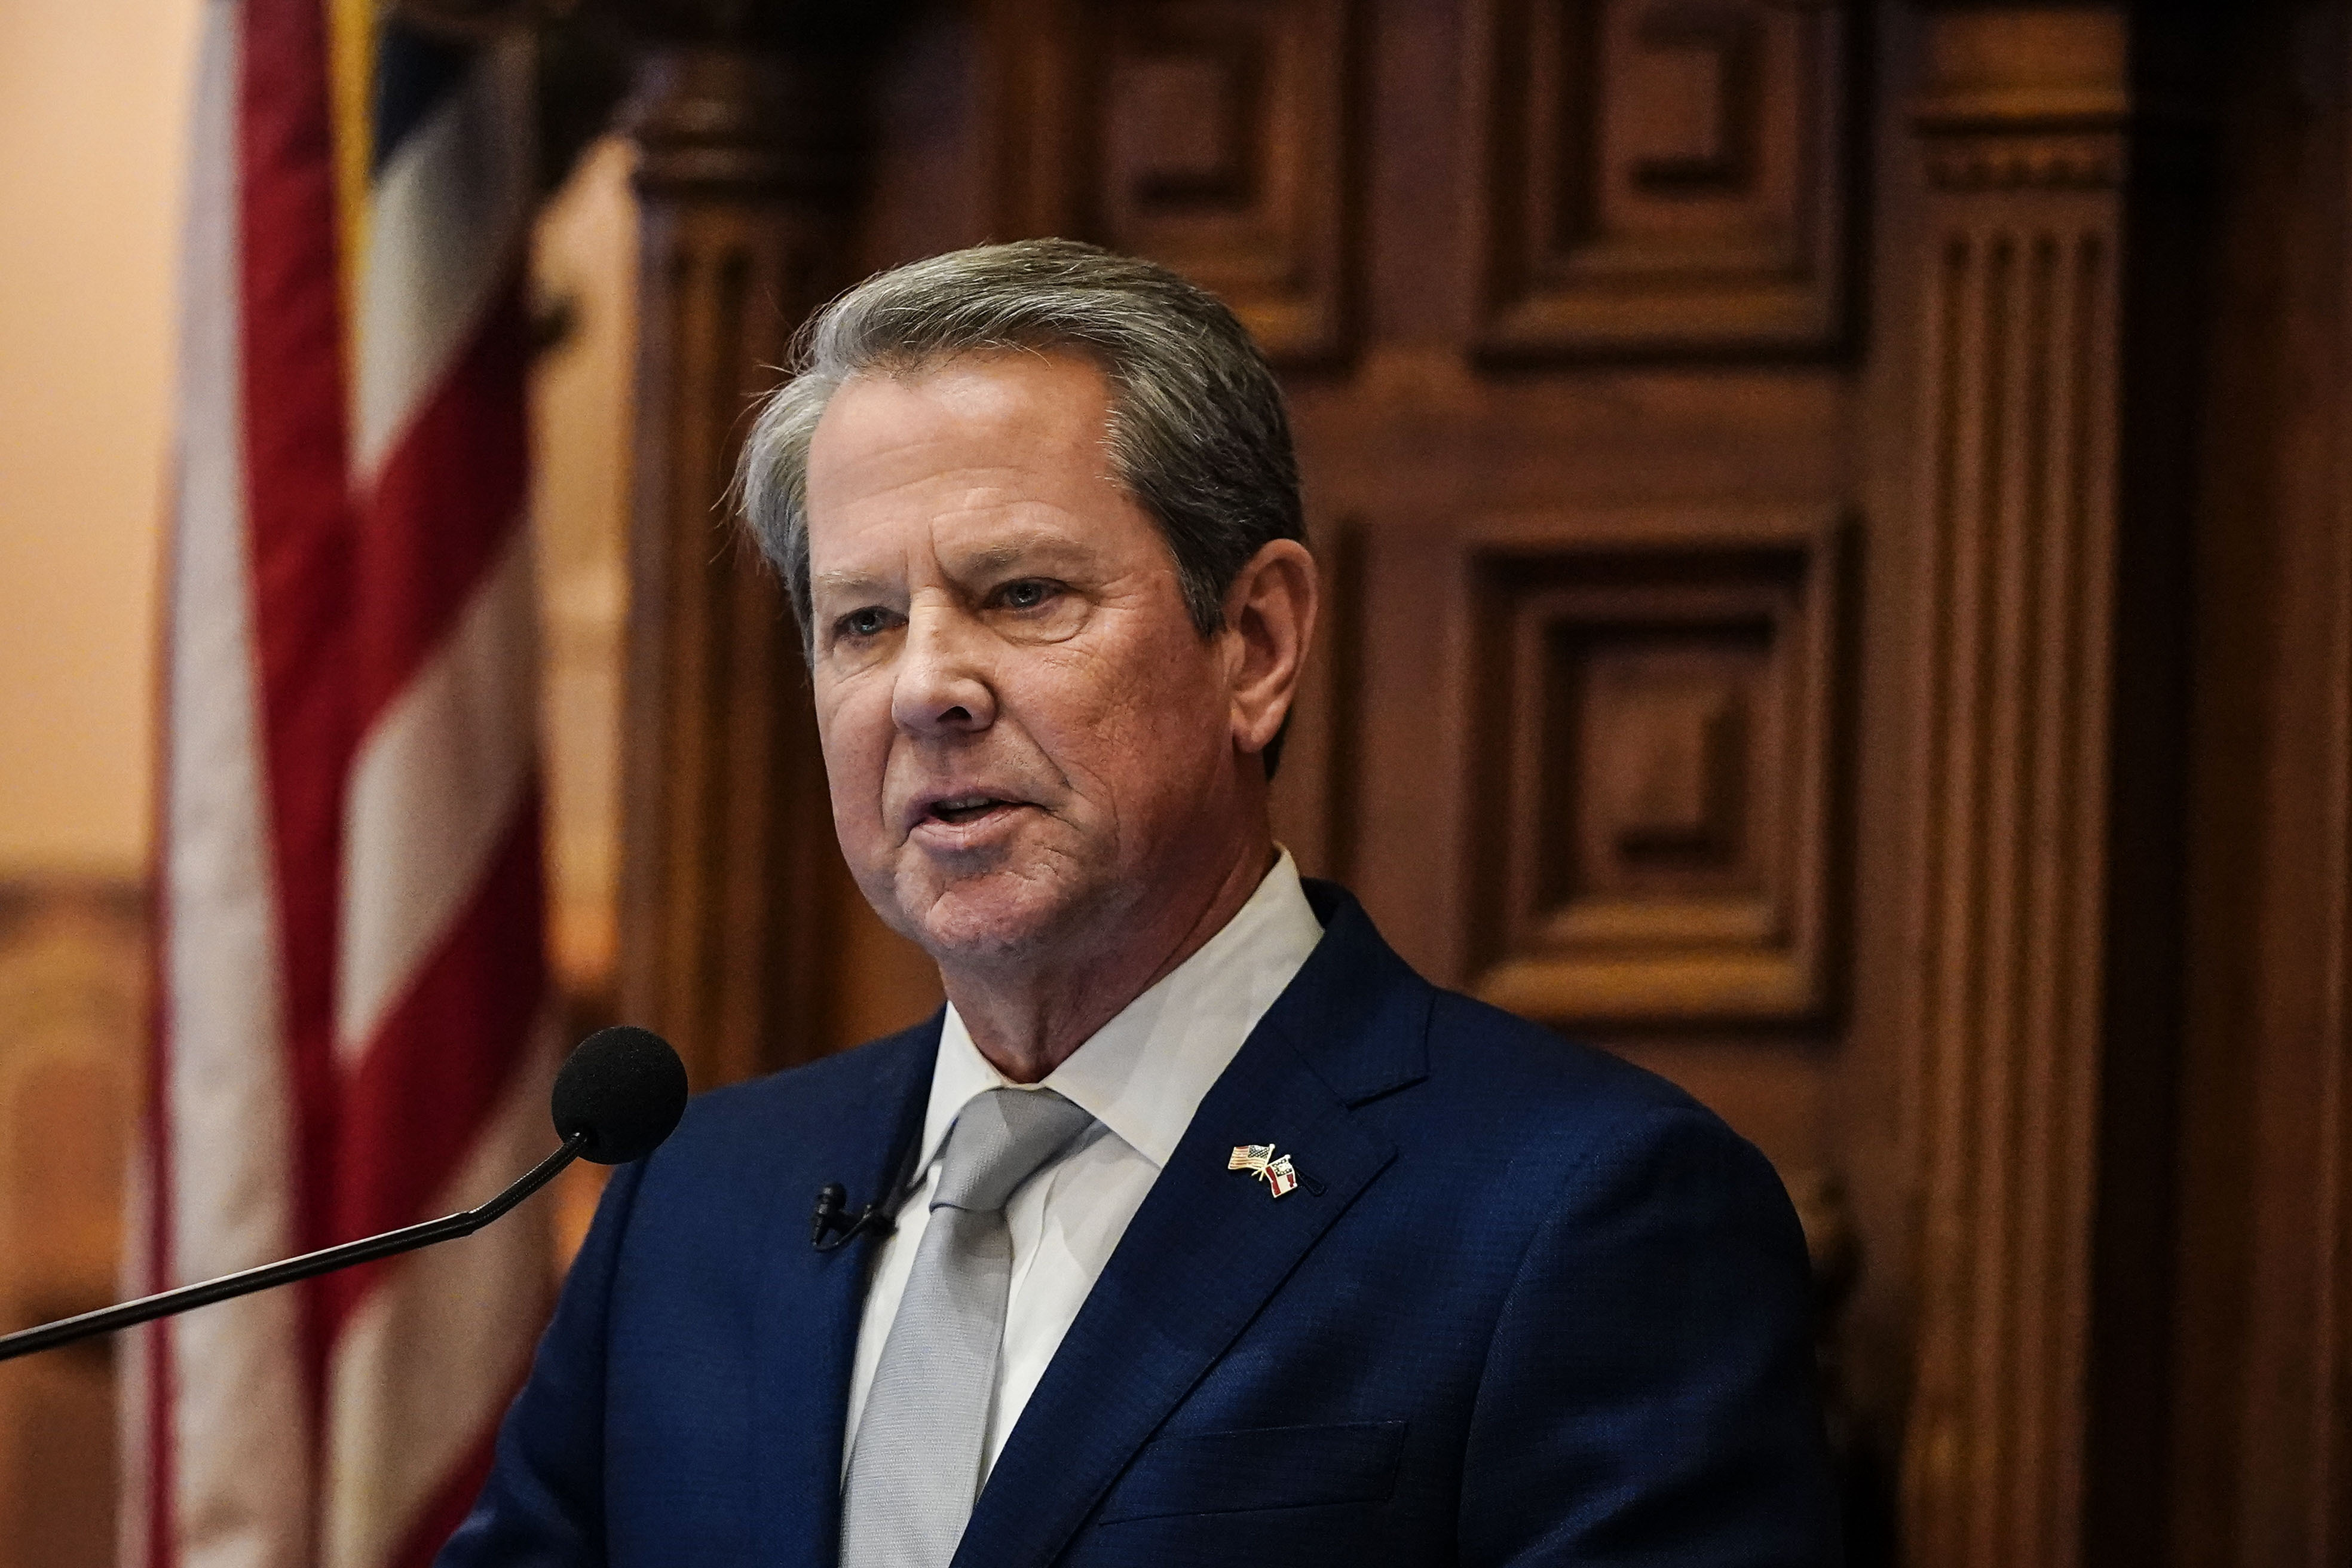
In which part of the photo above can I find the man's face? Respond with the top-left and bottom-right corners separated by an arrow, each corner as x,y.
804,353 -> 1242,969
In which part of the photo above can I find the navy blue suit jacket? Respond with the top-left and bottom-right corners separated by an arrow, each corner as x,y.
442,881 -> 1838,1566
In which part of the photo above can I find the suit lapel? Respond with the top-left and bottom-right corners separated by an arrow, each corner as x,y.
954,887 -> 1431,1567
752,1018 -> 939,1568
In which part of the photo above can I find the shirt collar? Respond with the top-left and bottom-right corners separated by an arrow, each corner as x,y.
912,849 -> 1326,1180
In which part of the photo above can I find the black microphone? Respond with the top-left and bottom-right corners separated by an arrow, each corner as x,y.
0,1025 -> 689,1365
552,1024 -> 690,1163
810,1183 -> 896,1251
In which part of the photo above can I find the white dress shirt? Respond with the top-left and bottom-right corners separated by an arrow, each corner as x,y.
840,850 -> 1325,1481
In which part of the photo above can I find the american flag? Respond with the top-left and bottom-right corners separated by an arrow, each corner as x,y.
124,4 -> 552,1566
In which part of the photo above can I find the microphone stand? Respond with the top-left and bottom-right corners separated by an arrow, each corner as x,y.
0,1130 -> 590,1364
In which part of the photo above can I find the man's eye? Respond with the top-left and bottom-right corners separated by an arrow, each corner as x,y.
837,607 -> 891,639
999,580 -> 1055,610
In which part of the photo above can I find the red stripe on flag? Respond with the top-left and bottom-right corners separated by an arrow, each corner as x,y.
317,795 -> 547,1343
356,285 -> 531,734
237,0 -> 357,1400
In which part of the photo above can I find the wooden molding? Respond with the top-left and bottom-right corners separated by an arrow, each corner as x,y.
1896,8 -> 2200,1563
1463,0 -> 1854,359
2310,302 -> 2352,1568
984,0 -> 1361,365
1454,507 -> 1848,1027
0,882 -> 143,1566
1902,212 -> 2118,1568
616,45 -> 866,1091
1912,10 -> 2127,194
626,46 -> 863,198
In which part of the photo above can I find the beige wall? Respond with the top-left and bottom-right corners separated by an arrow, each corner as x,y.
532,137 -> 636,997
0,7 -> 638,949
0,0 -> 203,877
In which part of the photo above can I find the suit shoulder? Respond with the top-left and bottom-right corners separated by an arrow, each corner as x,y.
662,1018 -> 937,1154
1406,990 -> 1799,1258
1413,985 -> 1745,1158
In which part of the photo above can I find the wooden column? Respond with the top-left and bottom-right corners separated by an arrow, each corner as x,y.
2164,5 -> 2352,1561
617,32 -> 865,1090
1897,10 -> 2207,1567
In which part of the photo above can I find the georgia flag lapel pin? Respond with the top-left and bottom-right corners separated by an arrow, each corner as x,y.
1229,1143 -> 1300,1199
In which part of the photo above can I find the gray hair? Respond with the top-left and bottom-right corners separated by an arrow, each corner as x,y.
735,238 -> 1304,651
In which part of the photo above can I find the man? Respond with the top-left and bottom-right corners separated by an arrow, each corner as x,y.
442,240 -> 1838,1567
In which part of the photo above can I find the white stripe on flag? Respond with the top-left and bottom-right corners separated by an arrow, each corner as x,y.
320,1021 -> 555,1568
352,35 -> 534,480
160,5 -> 314,1563
336,528 -> 540,1061
118,1139 -> 154,1568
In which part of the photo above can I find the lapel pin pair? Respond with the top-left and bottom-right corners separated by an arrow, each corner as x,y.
1229,1143 -> 1300,1199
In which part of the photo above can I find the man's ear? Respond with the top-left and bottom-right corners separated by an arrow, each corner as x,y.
1220,539 -> 1318,765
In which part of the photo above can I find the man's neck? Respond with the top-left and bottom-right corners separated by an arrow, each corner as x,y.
942,834 -> 1277,1083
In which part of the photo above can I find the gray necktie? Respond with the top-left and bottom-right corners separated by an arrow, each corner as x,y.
840,1086 -> 1097,1568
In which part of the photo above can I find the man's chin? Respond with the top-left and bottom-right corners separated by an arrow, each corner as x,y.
895,868 -> 1102,969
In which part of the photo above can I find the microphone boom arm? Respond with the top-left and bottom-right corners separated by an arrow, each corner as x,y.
0,1129 -> 590,1365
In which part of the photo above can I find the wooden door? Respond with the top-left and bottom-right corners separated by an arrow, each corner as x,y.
858,0 -> 1909,1549
615,2 -> 2240,1562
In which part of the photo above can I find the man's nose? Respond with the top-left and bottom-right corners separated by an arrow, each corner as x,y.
890,602 -> 997,737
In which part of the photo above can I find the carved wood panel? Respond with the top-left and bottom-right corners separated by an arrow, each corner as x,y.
617,7 -> 2339,1566
1892,13 -> 2194,1567
993,0 -> 1358,363
1458,510 -> 1845,1025
0,884 -> 143,1568
1465,0 -> 1851,357
1903,214 -> 2117,1568
619,47 -> 871,1091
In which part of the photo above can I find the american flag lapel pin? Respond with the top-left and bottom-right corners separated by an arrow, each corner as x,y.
1229,1143 -> 1300,1199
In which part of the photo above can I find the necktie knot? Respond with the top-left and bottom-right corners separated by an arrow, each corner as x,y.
930,1086 -> 1094,1214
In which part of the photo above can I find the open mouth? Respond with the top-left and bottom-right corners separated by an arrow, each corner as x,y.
926,795 -> 1018,826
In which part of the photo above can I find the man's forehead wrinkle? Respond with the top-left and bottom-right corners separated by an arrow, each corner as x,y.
951,531 -> 1094,572
808,517 -> 1102,605
816,437 -> 1037,507
825,359 -> 1121,472
813,565 -> 893,596
808,466 -> 1073,568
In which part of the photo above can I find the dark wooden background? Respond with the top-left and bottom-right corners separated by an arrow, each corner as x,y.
611,3 -> 2352,1564
8,2 -> 2351,1565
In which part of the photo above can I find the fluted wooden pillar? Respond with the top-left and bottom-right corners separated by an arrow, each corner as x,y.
1897,11 -> 2208,1567
617,36 -> 866,1091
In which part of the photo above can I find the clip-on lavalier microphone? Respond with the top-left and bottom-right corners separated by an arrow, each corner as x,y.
811,1183 -> 898,1251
